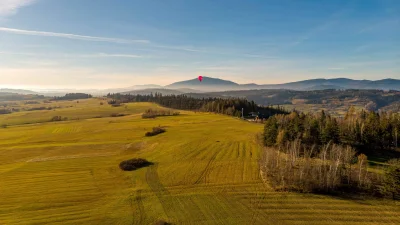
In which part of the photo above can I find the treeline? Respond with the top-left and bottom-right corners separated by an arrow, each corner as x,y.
261,141 -> 400,198
142,109 -> 180,119
0,93 -> 45,102
261,141 -> 373,193
107,93 -> 288,118
52,93 -> 92,101
0,109 -> 12,115
264,107 -> 400,151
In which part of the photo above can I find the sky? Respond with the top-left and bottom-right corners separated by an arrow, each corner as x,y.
0,0 -> 399,89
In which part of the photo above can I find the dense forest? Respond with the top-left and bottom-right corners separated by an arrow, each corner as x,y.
262,108 -> 400,198
264,107 -> 400,151
107,93 -> 288,118
52,93 -> 92,101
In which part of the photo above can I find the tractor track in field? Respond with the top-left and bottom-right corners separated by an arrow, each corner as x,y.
145,164 -> 179,220
132,190 -> 145,225
146,164 -> 208,222
194,151 -> 218,185
129,197 -> 135,225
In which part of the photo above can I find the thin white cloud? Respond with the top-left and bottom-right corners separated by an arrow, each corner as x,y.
285,7 -> 352,49
0,0 -> 36,17
0,51 -> 147,59
328,67 -> 346,70
0,27 -> 150,44
151,44 -> 207,53
90,53 -> 145,58
0,27 -> 280,58
354,44 -> 371,52
0,51 -> 37,56
358,19 -> 400,33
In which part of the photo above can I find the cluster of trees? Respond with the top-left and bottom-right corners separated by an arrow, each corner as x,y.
264,107 -> 400,151
24,101 -> 40,104
119,158 -> 152,171
52,93 -> 92,101
142,109 -> 180,119
107,93 -> 288,118
27,106 -> 59,111
0,93 -> 45,102
0,109 -> 12,114
262,140 -> 400,199
50,116 -> 68,122
145,127 -> 166,137
261,141 -> 374,193
263,107 -> 400,198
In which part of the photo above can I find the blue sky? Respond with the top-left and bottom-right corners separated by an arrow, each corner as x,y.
0,0 -> 399,89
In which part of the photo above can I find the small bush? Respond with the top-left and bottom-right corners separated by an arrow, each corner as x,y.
1,124 -> 7,128
119,158 -> 152,171
24,101 -> 40,104
145,127 -> 166,137
50,116 -> 67,122
108,100 -> 123,107
110,113 -> 126,117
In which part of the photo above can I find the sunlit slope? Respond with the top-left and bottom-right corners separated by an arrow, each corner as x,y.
0,102 -> 398,224
0,99 -> 163,126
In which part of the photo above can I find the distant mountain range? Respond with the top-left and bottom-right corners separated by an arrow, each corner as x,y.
166,77 -> 400,91
0,88 -> 38,95
2,77 -> 400,96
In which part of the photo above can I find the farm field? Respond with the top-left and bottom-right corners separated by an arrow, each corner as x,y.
0,99 -> 164,126
0,100 -> 399,224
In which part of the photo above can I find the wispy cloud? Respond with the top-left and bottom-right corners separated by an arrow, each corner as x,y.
327,67 -> 346,70
0,51 -> 147,59
354,44 -> 371,52
0,0 -> 36,17
358,19 -> 400,33
0,27 -> 150,44
89,53 -> 146,58
0,27 -> 280,58
286,7 -> 352,48
151,44 -> 207,53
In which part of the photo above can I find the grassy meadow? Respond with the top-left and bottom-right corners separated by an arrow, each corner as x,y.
0,99 -> 399,224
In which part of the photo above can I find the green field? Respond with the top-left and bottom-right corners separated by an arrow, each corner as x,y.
0,99 -> 399,224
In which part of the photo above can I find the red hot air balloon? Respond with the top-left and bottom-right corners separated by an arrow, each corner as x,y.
198,76 -> 203,82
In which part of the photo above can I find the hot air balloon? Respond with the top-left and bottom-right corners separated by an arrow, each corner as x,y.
198,76 -> 203,82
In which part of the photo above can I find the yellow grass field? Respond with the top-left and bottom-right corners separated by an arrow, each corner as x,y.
0,99 -> 399,224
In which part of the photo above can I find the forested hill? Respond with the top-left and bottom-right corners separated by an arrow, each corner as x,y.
187,89 -> 400,114
107,93 -> 288,118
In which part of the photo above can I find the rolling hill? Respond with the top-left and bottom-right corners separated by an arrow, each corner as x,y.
0,88 -> 38,95
0,99 -> 399,224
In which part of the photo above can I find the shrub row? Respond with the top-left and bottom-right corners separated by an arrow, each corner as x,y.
142,109 -> 179,119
